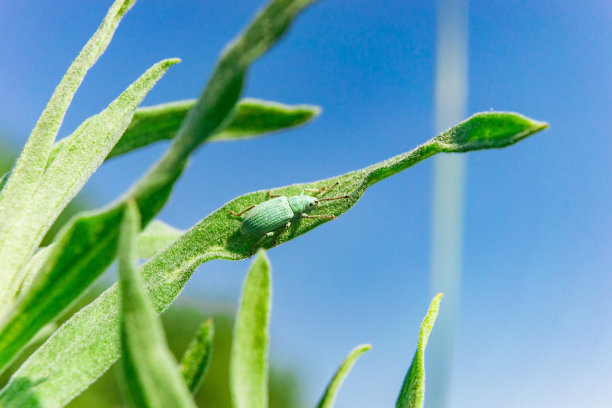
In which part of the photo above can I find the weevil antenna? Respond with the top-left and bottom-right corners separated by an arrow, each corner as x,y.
319,195 -> 349,202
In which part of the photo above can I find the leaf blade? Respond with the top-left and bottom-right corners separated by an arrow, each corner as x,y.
316,344 -> 372,408
0,111 -> 546,406
0,58 -> 179,310
47,98 -> 319,162
119,201 -> 196,408
395,294 -> 443,408
138,220 -> 184,259
180,318 -> 215,395
230,250 -> 272,408
0,0 -> 135,300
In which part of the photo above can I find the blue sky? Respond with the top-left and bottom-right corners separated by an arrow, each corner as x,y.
1,1 -> 611,407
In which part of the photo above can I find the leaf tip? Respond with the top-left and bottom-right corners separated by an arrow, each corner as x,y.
162,57 -> 182,67
356,343 -> 373,353
436,111 -> 548,152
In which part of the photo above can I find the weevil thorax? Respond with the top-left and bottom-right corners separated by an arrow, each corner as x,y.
288,195 -> 319,214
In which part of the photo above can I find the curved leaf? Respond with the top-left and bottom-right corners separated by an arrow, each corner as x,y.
47,98 -> 319,163
0,0 -> 136,306
0,58 -> 179,310
138,220 -> 184,259
396,294 -> 443,408
0,111 -> 546,407
0,0 -> 321,404
230,250 -> 272,408
119,201 -> 196,408
180,318 -> 214,395
316,344 -> 371,408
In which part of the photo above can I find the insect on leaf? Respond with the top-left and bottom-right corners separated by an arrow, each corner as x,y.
0,0 -> 321,405
0,111 -> 546,407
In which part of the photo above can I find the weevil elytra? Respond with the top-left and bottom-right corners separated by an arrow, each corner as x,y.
229,182 -> 349,256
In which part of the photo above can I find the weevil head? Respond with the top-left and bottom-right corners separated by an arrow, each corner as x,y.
288,195 -> 319,214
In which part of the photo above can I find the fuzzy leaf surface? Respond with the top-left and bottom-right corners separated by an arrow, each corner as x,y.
0,111 -> 546,407
316,344 -> 371,408
0,58 -> 178,311
119,201 -> 196,408
138,220 -> 184,259
0,0 -> 320,405
396,294 -> 443,408
0,0 -> 136,307
230,250 -> 271,408
180,318 -> 214,395
49,99 -> 320,163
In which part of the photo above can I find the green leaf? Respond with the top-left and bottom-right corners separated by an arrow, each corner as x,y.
0,0 -> 135,304
138,220 -> 184,259
48,99 -> 320,162
0,111 -> 546,407
209,98 -> 320,142
0,172 -> 8,194
396,294 -> 443,408
10,220 -> 181,309
230,250 -> 272,408
119,200 -> 196,408
0,0 -> 320,404
316,344 -> 371,408
180,318 -> 214,395
0,58 -> 179,310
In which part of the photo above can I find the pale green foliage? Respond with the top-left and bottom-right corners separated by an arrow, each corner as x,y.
118,201 -> 196,408
0,58 -> 178,312
180,319 -> 215,395
0,111 -> 546,407
0,0 -> 136,309
0,55 -> 181,375
316,344 -> 372,408
0,0 -> 319,385
0,0 -> 548,406
48,98 -> 320,163
230,250 -> 272,408
138,220 -> 184,259
396,294 -> 443,408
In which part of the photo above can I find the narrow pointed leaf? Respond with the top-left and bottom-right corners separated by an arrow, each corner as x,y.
396,294 -> 443,408
119,201 -> 196,408
0,111 -> 546,406
0,0 -> 135,301
180,318 -> 214,395
230,250 -> 272,408
138,220 -> 184,259
0,0 -> 316,379
9,219 -> 180,314
0,58 -> 179,309
48,99 -> 320,162
316,344 -> 371,408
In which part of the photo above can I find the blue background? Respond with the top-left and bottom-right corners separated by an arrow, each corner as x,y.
1,1 -> 611,407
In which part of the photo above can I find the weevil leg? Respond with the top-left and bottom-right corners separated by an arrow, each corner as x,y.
301,213 -> 335,220
229,205 -> 255,217
272,222 -> 291,246
249,231 -> 275,257
268,191 -> 282,198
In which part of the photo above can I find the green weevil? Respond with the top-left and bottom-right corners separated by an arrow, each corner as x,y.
229,182 -> 349,256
